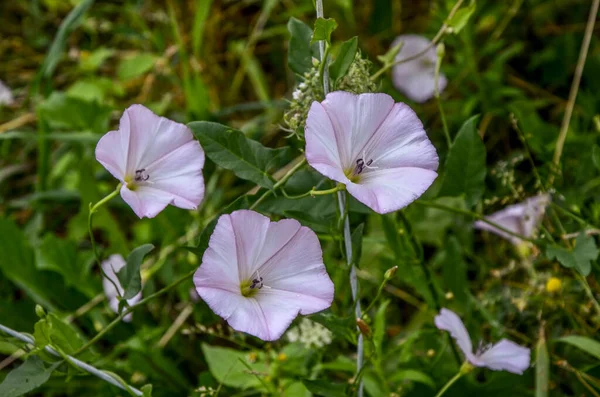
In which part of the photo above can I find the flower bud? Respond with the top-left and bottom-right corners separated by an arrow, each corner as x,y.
384,266 -> 398,280
356,318 -> 372,339
35,305 -> 46,318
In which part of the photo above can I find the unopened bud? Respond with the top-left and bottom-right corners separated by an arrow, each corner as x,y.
384,266 -> 398,280
312,57 -> 320,67
35,305 -> 46,318
356,318 -> 372,339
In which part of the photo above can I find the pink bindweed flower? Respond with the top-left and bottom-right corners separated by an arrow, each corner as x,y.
391,35 -> 447,103
95,104 -> 205,218
474,194 -> 550,245
101,254 -> 142,322
305,91 -> 438,214
435,308 -> 530,374
193,210 -> 334,341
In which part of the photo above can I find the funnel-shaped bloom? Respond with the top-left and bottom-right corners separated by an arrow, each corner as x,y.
435,308 -> 530,374
305,91 -> 438,214
0,80 -> 14,106
101,254 -> 142,322
391,35 -> 447,103
95,104 -> 205,218
474,194 -> 550,245
194,210 -> 334,341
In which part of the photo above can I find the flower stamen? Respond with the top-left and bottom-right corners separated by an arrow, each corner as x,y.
135,168 -> 150,182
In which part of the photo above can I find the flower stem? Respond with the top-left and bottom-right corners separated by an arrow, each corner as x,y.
281,184 -> 344,199
0,323 -> 142,396
74,268 -> 196,356
550,0 -> 599,186
575,272 -> 600,318
434,371 -> 463,397
249,157 -> 307,210
369,0 -> 465,81
88,183 -> 123,299
434,44 -> 451,148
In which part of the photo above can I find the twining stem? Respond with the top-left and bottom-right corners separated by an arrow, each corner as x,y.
434,371 -> 463,397
74,268 -> 196,356
0,323 -> 142,396
88,183 -> 123,298
416,200 -> 537,244
282,184 -> 344,199
249,157 -> 307,210
369,0 -> 465,81
314,0 -> 363,395
550,0 -> 599,186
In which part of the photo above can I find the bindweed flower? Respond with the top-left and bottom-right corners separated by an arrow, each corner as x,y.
95,104 -> 205,218
435,308 -> 530,374
391,35 -> 447,103
193,210 -> 334,341
305,91 -> 438,214
0,80 -> 14,106
101,254 -> 142,322
474,194 -> 550,245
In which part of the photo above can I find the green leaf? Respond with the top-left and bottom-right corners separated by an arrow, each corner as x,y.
388,370 -> 435,389
302,379 -> 346,397
536,330 -> 549,397
141,384 -> 153,397
37,92 -> 112,134
311,18 -> 338,45
117,244 -> 154,300
556,335 -> 600,361
377,41 -> 402,66
80,47 -> 115,72
201,344 -> 266,389
546,233 -> 598,276
310,312 -> 355,344
442,236 -> 469,308
446,0 -> 476,34
33,313 -> 88,357
593,144 -> 600,171
38,0 -> 94,80
373,300 -> 390,359
117,53 -> 158,80
189,121 -> 289,189
439,115 -> 486,207
330,36 -> 358,84
351,223 -> 364,267
287,17 -> 317,75
0,356 -> 61,397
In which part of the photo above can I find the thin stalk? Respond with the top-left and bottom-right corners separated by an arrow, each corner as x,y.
434,371 -> 463,397
575,272 -> 600,318
434,45 -> 451,148
281,184 -> 344,199
249,157 -> 307,210
550,0 -> 599,185
0,323 -> 142,396
74,269 -> 196,356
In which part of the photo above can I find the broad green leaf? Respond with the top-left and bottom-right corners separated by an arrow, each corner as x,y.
117,244 -> 154,300
388,370 -> 435,389
38,0 -> 94,80
0,356 -> 61,397
373,300 -> 390,359
330,36 -> 358,85
546,233 -> 598,276
310,312 -> 355,344
37,92 -> 112,134
201,344 -> 266,389
439,115 -> 486,207
556,335 -> 600,361
80,47 -> 115,72
442,236 -> 469,307
287,17 -> 317,75
302,379 -> 346,397
36,235 -> 96,297
189,121 -> 289,189
351,223 -> 364,267
446,0 -> 476,34
536,330 -> 549,397
311,18 -> 338,45
33,313 -> 88,357
117,53 -> 158,80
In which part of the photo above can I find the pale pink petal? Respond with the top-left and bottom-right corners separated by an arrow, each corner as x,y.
119,185 -> 171,219
434,308 -> 476,363
194,210 -> 333,341
346,167 -> 438,214
101,254 -> 142,322
95,129 -> 127,182
391,35 -> 446,103
477,339 -> 531,374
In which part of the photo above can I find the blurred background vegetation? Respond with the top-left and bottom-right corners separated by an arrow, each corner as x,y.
1,0 -> 600,396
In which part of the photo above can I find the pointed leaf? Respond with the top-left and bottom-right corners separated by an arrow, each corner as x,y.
189,121 -> 290,189
536,330 -> 549,397
117,244 -> 154,300
556,335 -> 600,361
546,233 -> 598,276
0,356 -> 61,397
330,37 -> 358,85
311,18 -> 338,45
287,17 -> 317,75
446,0 -> 476,34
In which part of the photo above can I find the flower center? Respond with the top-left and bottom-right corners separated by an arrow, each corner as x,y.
475,341 -> 493,356
240,273 -> 265,298
135,168 -> 150,182
345,156 -> 377,183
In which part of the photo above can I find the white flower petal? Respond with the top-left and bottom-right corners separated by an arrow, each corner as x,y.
434,308 -> 476,363
477,339 -> 531,374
